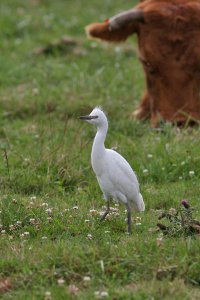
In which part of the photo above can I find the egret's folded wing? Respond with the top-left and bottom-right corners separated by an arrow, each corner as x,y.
106,149 -> 140,192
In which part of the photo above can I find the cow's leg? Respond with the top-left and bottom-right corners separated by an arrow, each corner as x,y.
150,112 -> 163,128
132,91 -> 151,120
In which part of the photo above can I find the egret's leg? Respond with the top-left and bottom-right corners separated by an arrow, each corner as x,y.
100,200 -> 110,221
126,205 -> 132,234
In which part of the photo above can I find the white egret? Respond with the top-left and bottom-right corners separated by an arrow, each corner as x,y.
79,107 -> 145,233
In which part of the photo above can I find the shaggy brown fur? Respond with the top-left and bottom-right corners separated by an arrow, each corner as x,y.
86,0 -> 200,127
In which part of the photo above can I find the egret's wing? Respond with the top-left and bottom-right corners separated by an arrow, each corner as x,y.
106,149 -> 139,192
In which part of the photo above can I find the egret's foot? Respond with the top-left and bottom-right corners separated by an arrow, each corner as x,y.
127,226 -> 132,235
100,201 -> 110,221
100,210 -> 110,221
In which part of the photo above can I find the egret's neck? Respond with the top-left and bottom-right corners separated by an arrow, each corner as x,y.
92,122 -> 108,159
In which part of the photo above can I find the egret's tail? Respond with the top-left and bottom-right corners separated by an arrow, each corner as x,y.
136,193 -> 145,212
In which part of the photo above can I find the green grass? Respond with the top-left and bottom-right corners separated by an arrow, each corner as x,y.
0,0 -> 200,299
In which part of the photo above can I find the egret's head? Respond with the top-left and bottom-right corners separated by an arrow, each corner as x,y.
79,107 -> 108,127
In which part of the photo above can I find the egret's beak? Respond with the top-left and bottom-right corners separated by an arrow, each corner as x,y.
79,115 -> 98,120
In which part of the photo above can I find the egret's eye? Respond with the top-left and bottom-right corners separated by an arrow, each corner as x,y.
90,115 -> 99,119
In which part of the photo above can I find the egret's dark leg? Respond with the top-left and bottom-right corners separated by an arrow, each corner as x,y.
100,200 -> 110,221
127,205 -> 132,234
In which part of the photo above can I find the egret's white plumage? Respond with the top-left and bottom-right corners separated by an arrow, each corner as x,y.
80,107 -> 145,233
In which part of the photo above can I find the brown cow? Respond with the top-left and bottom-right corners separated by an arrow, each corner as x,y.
86,0 -> 200,127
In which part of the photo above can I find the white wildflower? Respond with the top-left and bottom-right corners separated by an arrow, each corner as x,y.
87,234 -> 93,240
89,209 -> 98,216
115,46 -> 121,53
135,223 -> 142,226
94,291 -> 109,298
29,218 -> 36,224
9,224 -> 15,230
57,278 -> 65,286
110,207 -> 119,212
189,170 -> 195,177
169,208 -> 177,215
73,206 -> 79,210
143,169 -> 149,175
101,292 -> 109,298
83,276 -> 91,282
44,291 -> 51,300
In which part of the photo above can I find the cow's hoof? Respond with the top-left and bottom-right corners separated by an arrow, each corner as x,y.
131,107 -> 150,120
